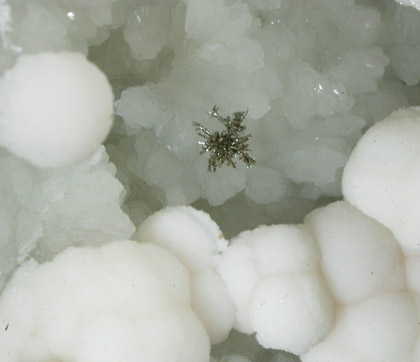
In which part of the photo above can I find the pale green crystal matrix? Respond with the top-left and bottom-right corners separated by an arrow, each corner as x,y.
0,1 -> 420,360
109,0 -> 420,236
0,147 -> 135,289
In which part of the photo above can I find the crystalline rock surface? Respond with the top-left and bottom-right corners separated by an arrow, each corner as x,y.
1,0 -> 420,362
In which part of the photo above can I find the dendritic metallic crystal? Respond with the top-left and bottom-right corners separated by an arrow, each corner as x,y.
193,106 -> 256,172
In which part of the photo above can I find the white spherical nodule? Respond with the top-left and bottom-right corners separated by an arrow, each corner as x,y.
342,106 -> 420,256
304,201 -> 406,304
0,240 -> 211,362
137,206 -> 227,272
250,273 -> 335,355
302,293 -> 418,362
137,206 -> 235,344
191,269 -> 236,344
0,52 -> 114,168
219,224 -> 335,355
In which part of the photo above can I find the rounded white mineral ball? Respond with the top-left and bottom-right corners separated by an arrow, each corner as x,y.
137,206 -> 235,344
0,52 -> 114,168
342,106 -> 420,256
219,224 -> 335,355
301,292 -> 418,362
304,201 -> 406,304
0,240 -> 210,362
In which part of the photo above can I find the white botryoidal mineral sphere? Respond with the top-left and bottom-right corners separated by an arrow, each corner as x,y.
0,240 -> 210,362
0,52 -> 114,168
342,106 -> 420,257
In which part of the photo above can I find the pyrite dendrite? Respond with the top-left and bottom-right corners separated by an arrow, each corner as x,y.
193,106 -> 256,172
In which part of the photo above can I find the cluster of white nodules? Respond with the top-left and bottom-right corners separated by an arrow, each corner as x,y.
0,241 -> 210,362
0,52 -> 114,168
217,203 -> 419,361
342,106 -> 420,361
218,225 -> 334,355
137,206 -> 235,344
216,107 -> 420,360
4,103 -> 420,362
343,107 -> 420,257
301,201 -> 417,362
